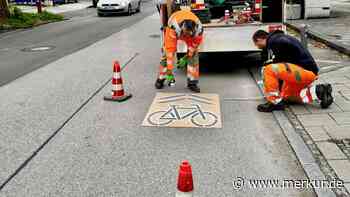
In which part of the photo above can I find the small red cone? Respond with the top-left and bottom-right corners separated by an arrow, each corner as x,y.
104,61 -> 132,102
176,160 -> 193,197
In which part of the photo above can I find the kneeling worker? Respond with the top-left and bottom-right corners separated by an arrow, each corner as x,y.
252,30 -> 333,112
155,10 -> 203,93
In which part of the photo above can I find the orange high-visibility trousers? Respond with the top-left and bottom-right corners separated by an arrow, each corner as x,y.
158,48 -> 175,80
262,63 -> 318,104
158,49 -> 199,85
186,51 -> 199,85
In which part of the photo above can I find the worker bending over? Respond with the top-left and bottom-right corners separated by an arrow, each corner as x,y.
155,10 -> 203,93
252,30 -> 333,112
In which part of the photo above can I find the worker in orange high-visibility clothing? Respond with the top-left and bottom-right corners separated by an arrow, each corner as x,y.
155,10 -> 204,93
252,30 -> 333,112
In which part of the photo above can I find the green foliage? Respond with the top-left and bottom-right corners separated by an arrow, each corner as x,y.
12,6 -> 23,18
39,11 -> 64,21
1,7 -> 63,30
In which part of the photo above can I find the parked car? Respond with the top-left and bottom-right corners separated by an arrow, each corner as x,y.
97,0 -> 141,16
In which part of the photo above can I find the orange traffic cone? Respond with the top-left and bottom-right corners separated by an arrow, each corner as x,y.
176,160 -> 194,197
104,61 -> 132,102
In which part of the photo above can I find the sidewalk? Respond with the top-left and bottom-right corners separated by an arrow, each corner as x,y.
16,1 -> 91,14
289,67 -> 350,195
250,27 -> 350,195
285,1 -> 350,195
285,33 -> 350,195
286,0 -> 350,56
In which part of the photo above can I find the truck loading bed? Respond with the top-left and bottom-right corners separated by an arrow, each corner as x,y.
174,0 -> 286,53
178,22 -> 283,53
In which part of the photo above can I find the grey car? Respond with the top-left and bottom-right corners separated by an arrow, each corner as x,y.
97,0 -> 141,16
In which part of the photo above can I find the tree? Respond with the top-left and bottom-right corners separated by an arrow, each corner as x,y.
0,0 -> 10,20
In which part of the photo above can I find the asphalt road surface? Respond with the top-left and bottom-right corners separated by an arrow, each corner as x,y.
0,12 -> 319,196
0,0 -> 156,87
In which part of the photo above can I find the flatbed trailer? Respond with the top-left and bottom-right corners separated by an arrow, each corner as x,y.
175,0 -> 287,53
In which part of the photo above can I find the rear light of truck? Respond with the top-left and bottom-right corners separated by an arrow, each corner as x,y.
268,24 -> 284,32
191,0 -> 205,9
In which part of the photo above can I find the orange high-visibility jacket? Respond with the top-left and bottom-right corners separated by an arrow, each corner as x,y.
164,10 -> 203,53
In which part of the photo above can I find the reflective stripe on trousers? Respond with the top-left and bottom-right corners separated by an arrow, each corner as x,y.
158,51 -> 199,85
158,49 -> 175,79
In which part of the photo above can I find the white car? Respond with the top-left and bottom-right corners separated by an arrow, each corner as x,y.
97,0 -> 141,16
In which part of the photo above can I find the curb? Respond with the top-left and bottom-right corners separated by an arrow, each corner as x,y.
248,66 -> 337,197
285,22 -> 350,57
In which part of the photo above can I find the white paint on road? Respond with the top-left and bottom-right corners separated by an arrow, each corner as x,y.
321,65 -> 337,70
30,46 -> 53,51
316,59 -> 341,64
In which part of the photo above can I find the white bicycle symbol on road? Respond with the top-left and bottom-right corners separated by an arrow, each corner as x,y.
147,104 -> 218,127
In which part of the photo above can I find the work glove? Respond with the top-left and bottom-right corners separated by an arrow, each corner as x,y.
177,56 -> 188,69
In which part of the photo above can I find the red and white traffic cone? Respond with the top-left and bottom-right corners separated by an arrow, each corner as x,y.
176,160 -> 194,197
104,61 -> 132,102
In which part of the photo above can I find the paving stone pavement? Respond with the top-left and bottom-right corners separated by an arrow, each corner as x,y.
328,160 -> 350,183
291,61 -> 350,196
286,10 -> 350,193
261,28 -> 350,193
292,65 -> 350,195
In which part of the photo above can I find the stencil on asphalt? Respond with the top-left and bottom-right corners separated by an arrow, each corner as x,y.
142,93 -> 222,128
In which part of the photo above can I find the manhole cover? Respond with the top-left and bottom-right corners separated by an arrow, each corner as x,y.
21,46 -> 55,52
149,34 -> 160,38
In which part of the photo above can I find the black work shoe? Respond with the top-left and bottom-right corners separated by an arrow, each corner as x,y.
316,84 -> 333,109
155,79 -> 165,89
188,84 -> 200,93
257,101 -> 285,112
168,79 -> 176,87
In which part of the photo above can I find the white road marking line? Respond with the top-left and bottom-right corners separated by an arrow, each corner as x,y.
316,59 -> 341,64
